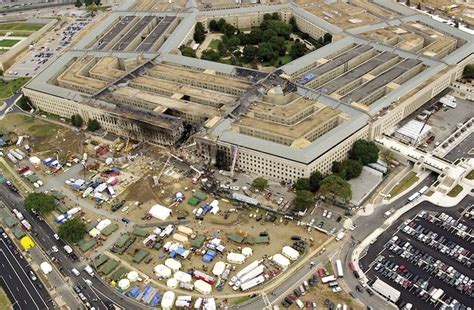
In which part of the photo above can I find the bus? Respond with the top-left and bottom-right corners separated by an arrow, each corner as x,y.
418,186 -> 429,195
408,192 -> 421,202
335,260 -> 344,278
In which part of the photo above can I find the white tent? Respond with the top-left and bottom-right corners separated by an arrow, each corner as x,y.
29,156 -> 41,165
154,264 -> 172,278
177,225 -> 193,236
161,291 -> 176,310
167,278 -> 178,288
148,204 -> 172,221
127,271 -> 139,282
118,278 -> 130,290
212,261 -> 226,276
174,271 -> 192,283
242,247 -> 253,257
173,233 -> 188,243
96,219 -> 112,231
194,280 -> 212,295
40,262 -> 52,275
227,252 -> 246,264
272,254 -> 290,269
282,246 -> 300,261
165,258 -> 181,271
89,228 -> 101,237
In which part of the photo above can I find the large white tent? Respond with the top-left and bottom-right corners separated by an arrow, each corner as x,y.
148,204 -> 172,221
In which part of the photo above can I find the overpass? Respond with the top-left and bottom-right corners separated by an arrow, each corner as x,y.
374,136 -> 471,194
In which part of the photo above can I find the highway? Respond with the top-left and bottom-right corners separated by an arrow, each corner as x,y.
0,184 -> 144,310
0,229 -> 53,309
239,173 -> 438,310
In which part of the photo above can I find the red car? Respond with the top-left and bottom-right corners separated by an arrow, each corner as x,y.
317,268 -> 325,277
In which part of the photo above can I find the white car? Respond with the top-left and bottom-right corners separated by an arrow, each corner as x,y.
51,245 -> 59,253
53,234 -> 60,240
322,210 -> 328,217
327,211 -> 332,219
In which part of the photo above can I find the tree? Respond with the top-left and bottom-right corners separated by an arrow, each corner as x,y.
323,33 -> 332,44
248,29 -> 263,45
84,0 -> 93,5
71,114 -> 83,127
309,171 -> 324,192
406,0 -> 410,6
342,159 -> 363,180
221,23 -> 236,37
201,49 -> 220,62
463,64 -> 474,79
269,36 -> 286,56
416,2 -> 421,9
293,190 -> 313,211
289,16 -> 299,32
74,0 -> 83,8
94,0 -> 100,5
217,18 -> 227,32
293,178 -> 311,191
349,139 -> 379,165
209,20 -> 219,32
319,175 -> 352,202
263,13 -> 273,20
242,45 -> 257,62
290,39 -> 308,59
58,218 -> 86,243
257,42 -> 277,62
252,177 -> 268,191
217,41 -> 226,55
193,22 -> 206,44
87,119 -> 101,131
179,45 -> 197,58
24,193 -> 55,215
272,12 -> 280,20
225,36 -> 240,52
262,29 -> 277,42
17,96 -> 32,111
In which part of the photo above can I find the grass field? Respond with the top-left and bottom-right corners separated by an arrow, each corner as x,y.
447,184 -> 463,197
0,39 -> 20,48
466,170 -> 474,180
389,171 -> 419,197
0,23 -> 44,32
0,78 -> 29,99
0,288 -> 11,309
208,39 -> 220,50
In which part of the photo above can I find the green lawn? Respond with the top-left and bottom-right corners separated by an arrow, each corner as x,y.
0,39 -> 20,48
447,184 -> 463,197
389,171 -> 419,197
0,78 -> 30,99
466,170 -> 474,180
0,288 -> 11,309
0,23 -> 44,32
208,39 -> 221,50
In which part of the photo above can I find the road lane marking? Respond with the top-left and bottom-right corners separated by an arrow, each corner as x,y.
0,250 -> 40,310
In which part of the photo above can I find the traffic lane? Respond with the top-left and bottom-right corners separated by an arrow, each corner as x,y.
0,186 -> 132,310
0,241 -> 51,309
444,133 -> 474,162
0,277 -> 22,310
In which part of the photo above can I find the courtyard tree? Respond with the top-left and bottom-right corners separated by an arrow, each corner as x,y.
217,18 -> 227,32
209,20 -> 219,32
242,45 -> 257,62
323,33 -> 333,44
332,159 -> 363,180
257,42 -> 277,62
319,175 -> 352,202
290,39 -> 308,59
58,218 -> 86,243
193,22 -> 206,44
289,16 -> 299,32
179,45 -> 197,58
463,64 -> 474,79
349,139 -> 379,165
252,177 -> 268,191
24,193 -> 55,215
74,0 -> 83,8
309,170 -> 324,192
201,49 -> 220,62
71,114 -> 83,127
293,190 -> 314,211
94,0 -> 101,5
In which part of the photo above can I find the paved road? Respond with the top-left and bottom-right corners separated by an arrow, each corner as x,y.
339,173 -> 438,309
444,132 -> 474,162
0,230 -> 53,309
0,184 -> 145,310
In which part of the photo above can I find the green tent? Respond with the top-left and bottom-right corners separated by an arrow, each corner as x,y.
85,221 -> 99,232
132,228 -> 148,237
110,267 -> 128,282
114,234 -> 130,248
12,226 -> 26,239
78,239 -> 97,252
250,235 -> 270,244
187,197 -> 200,206
101,223 -> 119,236
51,190 -> 65,200
94,255 -> 109,268
193,191 -> 207,201
132,249 -> 149,263
2,215 -> 17,228
191,235 -> 206,248
26,174 -> 40,183
226,233 -> 245,244
56,204 -> 69,214
100,260 -> 119,275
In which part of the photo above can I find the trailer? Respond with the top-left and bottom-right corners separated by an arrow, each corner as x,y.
430,288 -> 444,302
15,149 -> 26,158
193,270 -> 215,285
321,275 -> 336,284
10,150 -> 23,161
236,260 -> 262,279
371,278 -> 400,303
239,265 -> 265,284
335,260 -> 344,278
7,153 -> 18,164
240,275 -> 265,291
408,192 -> 420,202
418,186 -> 429,195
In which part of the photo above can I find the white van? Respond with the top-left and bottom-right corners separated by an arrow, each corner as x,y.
295,299 -> 304,309
84,265 -> 94,277
71,268 -> 80,276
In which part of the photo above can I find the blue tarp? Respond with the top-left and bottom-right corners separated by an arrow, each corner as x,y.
150,292 -> 161,307
137,284 -> 151,300
126,286 -> 140,298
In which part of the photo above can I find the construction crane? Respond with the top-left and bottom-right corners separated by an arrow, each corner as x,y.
123,137 -> 131,153
154,155 -> 172,186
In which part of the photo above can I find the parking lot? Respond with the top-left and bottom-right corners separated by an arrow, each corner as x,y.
360,198 -> 474,310
7,18 -> 91,78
